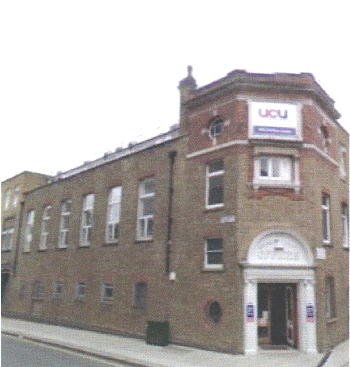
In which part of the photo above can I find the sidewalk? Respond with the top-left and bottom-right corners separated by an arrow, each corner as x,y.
1,317 -> 347,367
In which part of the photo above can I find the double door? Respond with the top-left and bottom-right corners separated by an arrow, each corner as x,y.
258,283 -> 297,348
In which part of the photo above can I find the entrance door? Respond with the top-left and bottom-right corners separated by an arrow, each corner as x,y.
285,285 -> 297,347
258,283 -> 297,348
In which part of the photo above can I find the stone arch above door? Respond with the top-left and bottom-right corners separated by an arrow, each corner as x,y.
247,229 -> 313,267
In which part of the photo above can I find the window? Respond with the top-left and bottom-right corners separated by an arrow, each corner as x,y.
75,282 -> 87,299
13,187 -> 20,207
325,276 -> 336,318
137,178 -> 154,240
322,194 -> 331,245
23,210 -> 35,252
339,145 -> 347,179
101,283 -> 114,302
207,301 -> 222,323
209,117 -> 224,138
80,194 -> 94,246
33,282 -> 45,299
39,205 -> 51,250
106,187 -> 122,243
255,156 -> 293,185
205,238 -> 223,269
1,219 -> 15,251
133,282 -> 147,309
341,203 -> 349,248
58,200 -> 71,248
206,160 -> 224,208
4,190 -> 11,210
53,282 -> 63,299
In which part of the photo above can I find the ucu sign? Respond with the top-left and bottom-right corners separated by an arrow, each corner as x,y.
258,109 -> 288,119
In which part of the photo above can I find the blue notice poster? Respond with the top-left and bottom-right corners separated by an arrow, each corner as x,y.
306,304 -> 315,322
246,303 -> 254,322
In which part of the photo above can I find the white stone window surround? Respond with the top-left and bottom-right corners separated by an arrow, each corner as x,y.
321,194 -> 331,245
206,160 -> 225,209
341,203 -> 349,248
252,146 -> 301,191
80,194 -> 95,247
58,200 -> 72,249
39,205 -> 52,250
204,238 -> 224,270
137,178 -> 155,241
106,186 -> 122,243
242,229 -> 317,355
23,210 -> 35,252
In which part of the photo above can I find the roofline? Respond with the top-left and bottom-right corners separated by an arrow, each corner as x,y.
182,70 -> 341,121
1,171 -> 52,185
49,127 -> 181,183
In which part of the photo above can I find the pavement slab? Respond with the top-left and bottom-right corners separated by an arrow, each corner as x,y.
2,317 -> 348,367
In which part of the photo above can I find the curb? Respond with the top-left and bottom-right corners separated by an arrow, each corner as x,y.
2,331 -> 153,367
315,348 -> 332,367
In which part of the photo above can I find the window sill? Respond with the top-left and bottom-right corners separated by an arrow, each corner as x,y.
205,204 -> 224,213
78,244 -> 90,249
56,246 -> 68,251
252,181 -> 300,192
326,317 -> 338,325
323,242 -> 333,247
1,249 -> 12,253
202,267 -> 224,272
135,238 -> 153,244
103,241 -> 119,247
37,248 -> 48,252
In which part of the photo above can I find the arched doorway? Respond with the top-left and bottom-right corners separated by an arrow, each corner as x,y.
242,229 -> 317,354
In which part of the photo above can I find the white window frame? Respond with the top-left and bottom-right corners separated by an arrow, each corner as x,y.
204,238 -> 224,270
137,178 -> 154,240
206,160 -> 224,209
341,203 -> 349,248
58,200 -> 71,249
101,283 -> 114,302
339,144 -> 347,180
4,190 -> 11,210
254,155 -> 295,187
80,194 -> 94,247
322,194 -> 331,245
39,205 -> 51,250
106,186 -> 122,243
23,210 -> 35,252
13,186 -> 20,207
1,227 -> 14,251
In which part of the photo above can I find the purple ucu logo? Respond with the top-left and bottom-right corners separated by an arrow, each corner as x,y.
258,109 -> 288,119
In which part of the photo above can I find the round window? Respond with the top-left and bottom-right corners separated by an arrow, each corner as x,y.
209,117 -> 224,138
207,301 -> 222,323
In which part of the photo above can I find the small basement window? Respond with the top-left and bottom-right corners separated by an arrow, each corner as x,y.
207,301 -> 222,323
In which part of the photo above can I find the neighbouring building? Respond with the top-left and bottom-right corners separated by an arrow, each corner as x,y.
2,68 -> 349,354
1,172 -> 51,302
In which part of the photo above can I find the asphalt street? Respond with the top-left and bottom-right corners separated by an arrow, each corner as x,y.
1,335 -> 131,367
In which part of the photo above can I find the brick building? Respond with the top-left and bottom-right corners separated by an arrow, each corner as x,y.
2,68 -> 349,354
1,172 -> 51,302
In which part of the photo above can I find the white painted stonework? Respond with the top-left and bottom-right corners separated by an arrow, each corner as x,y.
242,229 -> 317,354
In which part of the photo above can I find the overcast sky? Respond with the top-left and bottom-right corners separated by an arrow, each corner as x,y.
1,0 -> 349,182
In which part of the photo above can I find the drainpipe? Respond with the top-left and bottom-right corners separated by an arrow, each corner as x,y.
13,200 -> 25,276
166,151 -> 177,275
